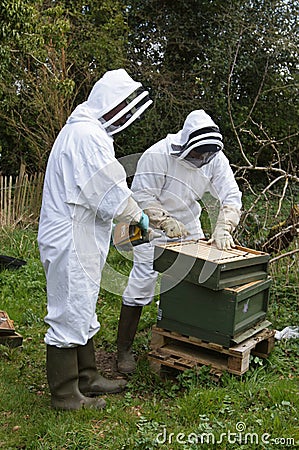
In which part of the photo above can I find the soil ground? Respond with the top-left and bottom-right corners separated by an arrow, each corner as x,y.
95,349 -> 127,380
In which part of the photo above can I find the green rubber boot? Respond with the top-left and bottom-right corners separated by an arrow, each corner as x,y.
78,338 -> 127,396
117,305 -> 143,374
46,345 -> 106,410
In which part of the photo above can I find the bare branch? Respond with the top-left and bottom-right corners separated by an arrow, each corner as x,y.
227,29 -> 252,166
276,177 -> 289,217
242,174 -> 286,219
269,249 -> 299,264
232,164 -> 299,183
243,58 -> 269,126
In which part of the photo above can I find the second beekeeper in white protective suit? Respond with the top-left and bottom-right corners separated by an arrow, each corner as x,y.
38,68 -> 152,410
116,109 -> 242,374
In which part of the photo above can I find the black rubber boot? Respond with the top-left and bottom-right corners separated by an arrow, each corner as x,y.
117,305 -> 143,374
78,338 -> 127,396
46,345 -> 106,410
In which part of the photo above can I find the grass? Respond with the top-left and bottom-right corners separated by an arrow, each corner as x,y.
0,194 -> 298,449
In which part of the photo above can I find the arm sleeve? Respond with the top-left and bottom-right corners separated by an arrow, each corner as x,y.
208,152 -> 242,210
130,147 -> 169,211
72,138 -> 133,222
114,196 -> 142,223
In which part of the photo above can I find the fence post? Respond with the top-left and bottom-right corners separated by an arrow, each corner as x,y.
0,165 -> 44,226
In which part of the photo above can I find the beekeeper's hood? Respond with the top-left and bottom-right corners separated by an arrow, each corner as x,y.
67,68 -> 152,136
170,110 -> 224,167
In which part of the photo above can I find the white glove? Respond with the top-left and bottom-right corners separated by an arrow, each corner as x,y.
144,204 -> 189,238
208,205 -> 241,250
115,196 -> 142,224
144,206 -> 168,229
160,217 -> 189,238
208,224 -> 235,250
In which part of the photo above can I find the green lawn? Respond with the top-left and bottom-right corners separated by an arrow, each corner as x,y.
0,220 -> 298,449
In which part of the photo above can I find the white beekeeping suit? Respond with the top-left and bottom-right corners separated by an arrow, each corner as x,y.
123,109 -> 242,306
116,109 -> 242,374
37,69 -> 152,411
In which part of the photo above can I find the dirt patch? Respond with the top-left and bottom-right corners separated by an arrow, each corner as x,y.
95,349 -> 126,380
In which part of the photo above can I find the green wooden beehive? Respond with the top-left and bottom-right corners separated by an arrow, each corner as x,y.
154,240 -> 270,291
157,276 -> 272,347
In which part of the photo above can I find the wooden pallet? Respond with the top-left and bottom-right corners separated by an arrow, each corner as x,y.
0,310 -> 23,348
148,326 -> 275,376
0,332 -> 23,348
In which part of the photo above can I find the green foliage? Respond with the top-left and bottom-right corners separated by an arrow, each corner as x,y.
1,0 -> 297,181
122,0 -> 298,177
0,0 -> 128,173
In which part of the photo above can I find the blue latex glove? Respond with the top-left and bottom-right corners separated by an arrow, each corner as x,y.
138,211 -> 149,233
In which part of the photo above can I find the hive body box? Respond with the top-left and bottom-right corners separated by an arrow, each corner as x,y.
157,277 -> 271,347
154,240 -> 271,347
154,240 -> 270,291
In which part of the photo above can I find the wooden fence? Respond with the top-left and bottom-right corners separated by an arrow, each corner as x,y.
0,164 -> 44,227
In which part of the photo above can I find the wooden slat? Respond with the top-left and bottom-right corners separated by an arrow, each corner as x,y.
152,327 -> 231,356
3,175 -> 8,225
0,311 -> 23,348
228,328 -> 275,356
0,310 -> 15,334
0,166 -> 44,226
13,163 -> 26,219
232,320 -> 272,344
0,175 -> 4,224
161,343 -> 229,371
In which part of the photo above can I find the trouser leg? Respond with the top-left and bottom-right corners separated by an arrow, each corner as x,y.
118,243 -> 158,373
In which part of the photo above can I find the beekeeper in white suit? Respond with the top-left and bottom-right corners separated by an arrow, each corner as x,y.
38,68 -> 152,410
116,109 -> 242,374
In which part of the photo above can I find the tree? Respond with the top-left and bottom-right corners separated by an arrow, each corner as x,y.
0,0 -> 298,191
0,0 -> 128,174
123,0 -> 298,250
123,0 -> 298,170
